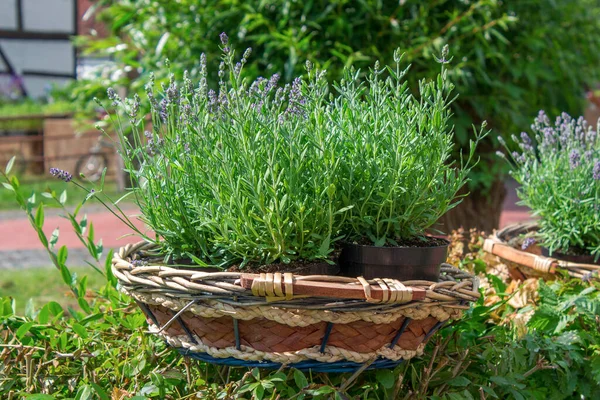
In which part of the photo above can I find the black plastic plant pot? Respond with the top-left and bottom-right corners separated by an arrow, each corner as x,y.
540,247 -> 600,265
338,239 -> 449,281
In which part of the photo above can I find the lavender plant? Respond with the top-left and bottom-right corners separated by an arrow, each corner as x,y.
101,38 -> 485,268
501,112 -> 600,258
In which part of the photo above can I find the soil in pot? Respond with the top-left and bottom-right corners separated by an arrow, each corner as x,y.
129,246 -> 341,275
338,236 -> 449,281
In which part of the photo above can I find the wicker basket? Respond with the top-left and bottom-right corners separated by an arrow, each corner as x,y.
483,222 -> 600,282
112,242 -> 480,372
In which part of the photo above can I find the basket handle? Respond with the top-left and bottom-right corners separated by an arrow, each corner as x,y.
484,238 -> 556,274
240,273 -> 426,302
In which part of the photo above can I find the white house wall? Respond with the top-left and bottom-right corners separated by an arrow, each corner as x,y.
0,0 -> 76,98
22,0 -> 74,33
0,1 -> 18,30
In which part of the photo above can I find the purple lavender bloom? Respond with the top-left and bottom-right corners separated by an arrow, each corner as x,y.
543,127 -> 556,145
49,168 -> 72,182
107,87 -> 120,106
521,237 -> 536,250
234,62 -> 242,76
569,150 -> 581,169
159,99 -> 168,122
166,82 -> 179,104
519,132 -> 534,152
593,161 -> 600,180
265,74 -> 280,93
129,94 -> 140,118
220,32 -> 229,45
584,150 -> 593,162
512,151 -> 525,163
535,110 -> 550,126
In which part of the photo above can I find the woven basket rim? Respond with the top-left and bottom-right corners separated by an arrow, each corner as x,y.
484,222 -> 600,280
112,241 -> 480,311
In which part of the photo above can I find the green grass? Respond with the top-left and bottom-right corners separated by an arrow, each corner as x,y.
0,267 -> 106,313
0,177 -> 125,210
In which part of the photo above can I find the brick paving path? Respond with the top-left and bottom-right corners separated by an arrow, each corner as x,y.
0,180 -> 532,269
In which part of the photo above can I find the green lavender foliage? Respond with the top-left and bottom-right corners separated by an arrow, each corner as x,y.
501,112 -> 600,257
108,45 -> 484,267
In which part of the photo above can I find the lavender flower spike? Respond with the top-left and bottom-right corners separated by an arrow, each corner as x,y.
593,161 -> 600,180
521,237 -> 536,250
49,167 -> 72,182
569,150 -> 581,169
219,32 -> 229,45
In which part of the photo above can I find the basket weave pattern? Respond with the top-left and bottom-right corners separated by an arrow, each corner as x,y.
113,242 -> 480,367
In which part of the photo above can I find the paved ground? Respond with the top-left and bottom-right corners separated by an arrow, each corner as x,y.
0,180 -> 531,269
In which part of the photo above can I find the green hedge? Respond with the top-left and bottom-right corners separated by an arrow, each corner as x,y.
76,0 -> 600,189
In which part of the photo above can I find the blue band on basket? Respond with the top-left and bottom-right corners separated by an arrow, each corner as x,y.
176,348 -> 405,373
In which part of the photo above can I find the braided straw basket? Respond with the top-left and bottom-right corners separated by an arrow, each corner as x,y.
113,241 -> 480,372
484,222 -> 600,282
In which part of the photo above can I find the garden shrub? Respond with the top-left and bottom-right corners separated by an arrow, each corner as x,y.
78,0 -> 600,192
1,266 -> 599,399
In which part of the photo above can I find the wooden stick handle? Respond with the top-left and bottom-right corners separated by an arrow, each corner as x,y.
240,274 -> 426,302
490,241 -> 556,274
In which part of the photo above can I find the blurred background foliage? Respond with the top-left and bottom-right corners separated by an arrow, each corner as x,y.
33,0 -> 600,229
77,0 -> 600,155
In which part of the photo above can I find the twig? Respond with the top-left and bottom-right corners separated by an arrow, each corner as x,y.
479,386 -> 486,400
339,357 -> 375,392
392,364 -> 408,399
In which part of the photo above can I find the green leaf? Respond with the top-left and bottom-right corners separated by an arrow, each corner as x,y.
59,263 -> 74,290
447,376 -> 471,387
57,245 -> 68,266
294,369 -> 309,388
78,297 -> 92,314
47,301 -> 64,317
59,189 -> 67,205
25,298 -> 35,319
253,384 -> 265,400
49,228 -> 60,249
90,382 -> 110,400
74,385 -> 93,400
16,321 -> 35,339
5,156 -> 15,174
2,182 -> 15,191
25,395 -> 55,400
35,203 -> 45,229
376,369 -> 395,389
73,323 -> 88,339
37,304 -> 50,324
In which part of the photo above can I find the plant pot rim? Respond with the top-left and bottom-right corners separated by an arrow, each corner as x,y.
342,236 -> 450,250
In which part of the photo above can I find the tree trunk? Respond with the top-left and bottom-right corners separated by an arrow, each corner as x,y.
436,179 -> 507,234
